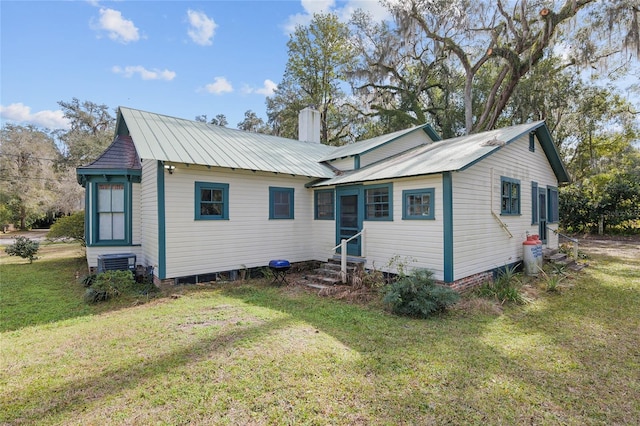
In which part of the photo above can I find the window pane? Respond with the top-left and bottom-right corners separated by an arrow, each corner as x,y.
211,189 -> 222,202
201,203 -> 222,216
111,185 -> 125,212
274,204 -> 289,217
99,213 -> 112,240
201,189 -> 212,202
112,213 -> 125,240
98,185 -> 111,213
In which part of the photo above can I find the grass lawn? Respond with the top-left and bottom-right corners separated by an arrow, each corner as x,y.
1,242 -> 639,425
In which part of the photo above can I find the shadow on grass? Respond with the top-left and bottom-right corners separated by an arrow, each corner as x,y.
1,314 -> 295,424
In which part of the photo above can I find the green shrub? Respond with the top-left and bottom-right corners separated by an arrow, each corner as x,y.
382,268 -> 460,318
4,236 -> 40,263
84,270 -> 136,304
476,264 -> 530,305
47,212 -> 85,246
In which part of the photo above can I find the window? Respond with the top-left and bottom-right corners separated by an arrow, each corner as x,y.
548,186 -> 559,223
403,188 -> 435,220
195,182 -> 229,220
365,183 -> 392,221
500,177 -> 520,215
97,183 -> 125,241
315,189 -> 334,220
270,187 -> 294,219
529,132 -> 536,152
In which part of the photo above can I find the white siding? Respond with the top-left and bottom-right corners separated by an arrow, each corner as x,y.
140,159 -> 159,271
162,166 -> 321,278
363,176 -> 445,280
451,134 -> 560,280
328,157 -> 355,171
360,131 -> 432,168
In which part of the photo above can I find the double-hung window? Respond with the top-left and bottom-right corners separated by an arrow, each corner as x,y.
365,183 -> 392,221
403,188 -> 435,220
315,189 -> 334,220
501,177 -> 520,215
195,182 -> 229,220
270,187 -> 294,219
97,183 -> 125,241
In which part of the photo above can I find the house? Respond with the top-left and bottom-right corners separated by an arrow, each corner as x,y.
77,107 -> 569,289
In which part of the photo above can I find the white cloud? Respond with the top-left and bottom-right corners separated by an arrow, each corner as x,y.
187,9 -> 217,46
283,0 -> 389,34
0,103 -> 70,129
93,8 -> 140,44
242,79 -> 278,96
112,65 -> 176,81
203,77 -> 233,94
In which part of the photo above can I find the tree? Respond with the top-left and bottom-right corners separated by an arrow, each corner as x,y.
0,124 -> 59,229
267,13 -> 357,145
362,0 -> 639,134
56,98 -> 115,169
210,114 -> 228,127
47,211 -> 85,245
237,110 -> 270,133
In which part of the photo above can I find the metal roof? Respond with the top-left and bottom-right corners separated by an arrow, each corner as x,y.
117,107 -> 336,178
320,123 -> 439,162
313,121 -> 570,187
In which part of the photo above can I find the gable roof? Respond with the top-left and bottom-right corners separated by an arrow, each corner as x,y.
313,121 -> 570,187
116,107 -> 336,178
320,123 -> 440,162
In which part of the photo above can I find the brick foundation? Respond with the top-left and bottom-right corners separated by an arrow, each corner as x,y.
437,271 -> 493,292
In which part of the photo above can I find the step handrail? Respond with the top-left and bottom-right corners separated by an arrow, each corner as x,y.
547,226 -> 579,259
331,228 -> 365,283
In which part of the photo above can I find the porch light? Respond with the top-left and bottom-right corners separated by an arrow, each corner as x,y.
164,164 -> 175,174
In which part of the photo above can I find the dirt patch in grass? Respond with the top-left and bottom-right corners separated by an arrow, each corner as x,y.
577,235 -> 640,261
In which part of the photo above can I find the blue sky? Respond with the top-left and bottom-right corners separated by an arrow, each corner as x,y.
0,0 -> 388,130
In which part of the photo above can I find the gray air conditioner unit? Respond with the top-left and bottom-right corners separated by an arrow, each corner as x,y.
97,253 -> 136,273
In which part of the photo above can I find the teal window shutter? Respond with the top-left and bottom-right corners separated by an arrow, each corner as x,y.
531,181 -> 538,224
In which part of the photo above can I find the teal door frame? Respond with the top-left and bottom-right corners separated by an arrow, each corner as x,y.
335,185 -> 363,256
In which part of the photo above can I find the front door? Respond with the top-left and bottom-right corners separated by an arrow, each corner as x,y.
538,188 -> 547,243
336,187 -> 362,256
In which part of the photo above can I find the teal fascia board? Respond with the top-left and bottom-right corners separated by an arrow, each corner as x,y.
157,161 -> 167,279
76,168 -> 141,186
534,124 -> 570,184
442,172 -> 454,283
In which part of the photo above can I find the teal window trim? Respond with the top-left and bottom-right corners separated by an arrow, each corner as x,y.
364,183 -> 393,221
354,155 -> 361,170
529,132 -> 535,152
195,181 -> 229,220
402,188 -> 435,220
500,176 -> 521,216
269,187 -> 294,219
547,186 -> 559,223
531,181 -> 538,224
89,177 -> 132,247
314,189 -> 335,220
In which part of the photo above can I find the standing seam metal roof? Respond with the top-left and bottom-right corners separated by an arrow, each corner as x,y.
118,107 -> 337,178
313,121 -> 569,187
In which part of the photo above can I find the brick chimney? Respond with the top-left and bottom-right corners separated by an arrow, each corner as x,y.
298,107 -> 321,143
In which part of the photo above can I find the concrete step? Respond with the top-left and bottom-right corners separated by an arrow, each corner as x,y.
305,274 -> 342,286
